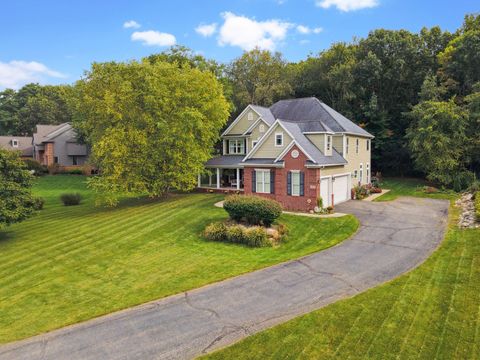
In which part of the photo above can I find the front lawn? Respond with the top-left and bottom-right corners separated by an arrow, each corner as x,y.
205,179 -> 480,359
374,177 -> 455,201
0,175 -> 358,344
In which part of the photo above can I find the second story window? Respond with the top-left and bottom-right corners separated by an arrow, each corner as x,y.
275,133 -> 284,147
356,139 -> 359,154
228,139 -> 245,154
12,139 -> 19,147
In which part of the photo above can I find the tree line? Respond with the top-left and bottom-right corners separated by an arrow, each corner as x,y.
0,13 -> 479,191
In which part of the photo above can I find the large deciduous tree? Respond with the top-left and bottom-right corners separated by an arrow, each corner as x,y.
0,150 -> 38,229
228,48 -> 293,111
74,60 -> 230,205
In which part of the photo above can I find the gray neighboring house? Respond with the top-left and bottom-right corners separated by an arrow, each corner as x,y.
33,123 -> 88,166
0,136 -> 34,159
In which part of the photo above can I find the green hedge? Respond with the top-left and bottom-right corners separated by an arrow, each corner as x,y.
204,222 -> 271,247
223,195 -> 282,227
60,193 -> 82,206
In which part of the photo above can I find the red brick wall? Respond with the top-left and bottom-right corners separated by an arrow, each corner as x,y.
244,145 -> 320,212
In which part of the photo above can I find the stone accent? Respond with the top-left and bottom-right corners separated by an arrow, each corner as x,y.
456,192 -> 479,228
44,143 -> 54,166
244,145 -> 320,212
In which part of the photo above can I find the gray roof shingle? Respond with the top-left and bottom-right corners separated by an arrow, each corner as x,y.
250,105 -> 275,125
0,136 -> 33,156
205,155 -> 244,167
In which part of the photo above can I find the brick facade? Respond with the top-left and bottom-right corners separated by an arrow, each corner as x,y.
44,143 -> 55,166
244,145 -> 321,212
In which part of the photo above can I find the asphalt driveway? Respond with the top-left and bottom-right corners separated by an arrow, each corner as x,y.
0,197 -> 449,360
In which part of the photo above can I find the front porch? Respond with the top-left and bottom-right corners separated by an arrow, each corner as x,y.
198,167 -> 244,191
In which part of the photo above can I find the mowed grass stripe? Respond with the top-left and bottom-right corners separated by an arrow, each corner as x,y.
0,194 -> 211,272
0,176 -> 358,343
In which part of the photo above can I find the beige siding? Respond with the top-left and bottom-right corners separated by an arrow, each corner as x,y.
225,108 -> 259,135
306,134 -> 325,153
320,166 -> 346,177
332,135 -> 343,154
248,119 -> 269,150
252,124 -> 292,159
343,135 -> 371,185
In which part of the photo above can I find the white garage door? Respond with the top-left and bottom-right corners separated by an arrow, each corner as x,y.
320,177 -> 330,207
333,175 -> 349,205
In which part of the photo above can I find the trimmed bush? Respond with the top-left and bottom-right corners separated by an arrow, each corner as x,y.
204,222 -> 228,242
32,197 -> 45,210
203,222 -> 272,247
23,159 -> 47,176
223,195 -> 282,227
60,193 -> 82,206
66,169 -> 84,175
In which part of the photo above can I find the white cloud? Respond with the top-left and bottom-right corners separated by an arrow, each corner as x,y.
131,30 -> 176,46
195,23 -> 217,37
300,39 -> 310,45
296,25 -> 323,35
123,20 -> 141,29
315,0 -> 379,11
0,60 -> 66,89
218,12 -> 292,51
296,25 -> 311,34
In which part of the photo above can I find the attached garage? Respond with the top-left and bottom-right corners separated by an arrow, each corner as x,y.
320,174 -> 351,207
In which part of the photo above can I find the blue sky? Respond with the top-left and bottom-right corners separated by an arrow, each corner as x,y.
0,0 -> 478,89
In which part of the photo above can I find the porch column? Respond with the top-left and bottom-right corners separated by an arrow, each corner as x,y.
236,168 -> 240,190
197,174 -> 201,188
216,168 -> 220,189
208,174 -> 212,186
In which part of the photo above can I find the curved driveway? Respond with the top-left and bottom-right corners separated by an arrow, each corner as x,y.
0,197 -> 449,360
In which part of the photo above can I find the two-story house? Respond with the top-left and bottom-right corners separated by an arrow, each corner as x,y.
33,123 -> 88,166
200,97 -> 374,211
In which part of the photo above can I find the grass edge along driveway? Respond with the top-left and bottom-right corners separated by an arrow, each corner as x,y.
204,180 -> 480,360
0,175 -> 358,344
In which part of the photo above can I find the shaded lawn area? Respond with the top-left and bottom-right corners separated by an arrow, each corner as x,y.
375,177 -> 455,202
0,175 -> 358,344
205,180 -> 480,360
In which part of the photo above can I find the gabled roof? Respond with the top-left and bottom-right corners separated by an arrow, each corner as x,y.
0,136 -> 33,156
249,105 -> 275,125
270,97 -> 373,138
33,123 -> 72,144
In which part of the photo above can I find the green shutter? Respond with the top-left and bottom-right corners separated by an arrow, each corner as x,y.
270,170 -> 275,194
300,172 -> 305,196
252,170 -> 256,193
287,171 -> 292,195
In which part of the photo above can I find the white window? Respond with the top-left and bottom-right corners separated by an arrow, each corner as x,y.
275,133 -> 284,147
229,139 -> 245,154
367,139 -> 370,151
255,169 -> 271,193
326,135 -> 332,151
366,163 -> 370,183
346,137 -> 349,154
356,139 -> 359,154
359,163 -> 363,182
291,171 -> 301,196
248,112 -> 254,121
259,124 -> 265,133
12,139 -> 18,147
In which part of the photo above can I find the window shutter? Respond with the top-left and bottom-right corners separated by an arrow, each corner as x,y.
300,172 -> 305,196
252,170 -> 256,193
287,171 -> 292,195
226,140 -> 229,154
244,139 -> 247,153
270,170 -> 275,194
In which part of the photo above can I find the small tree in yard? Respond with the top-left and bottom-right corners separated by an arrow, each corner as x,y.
0,150 -> 39,229
74,60 -> 230,205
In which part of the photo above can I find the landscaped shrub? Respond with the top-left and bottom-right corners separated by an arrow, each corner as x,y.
60,193 -> 82,206
203,222 -> 272,247
66,169 -> 84,175
204,222 -> 228,242
244,227 -> 270,247
23,159 -> 47,176
32,197 -> 45,210
223,195 -> 282,227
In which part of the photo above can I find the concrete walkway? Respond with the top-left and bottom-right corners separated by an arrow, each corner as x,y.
0,197 -> 449,360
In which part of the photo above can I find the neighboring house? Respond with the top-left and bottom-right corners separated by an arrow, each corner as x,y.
200,97 -> 374,211
33,123 -> 88,166
0,136 -> 34,159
